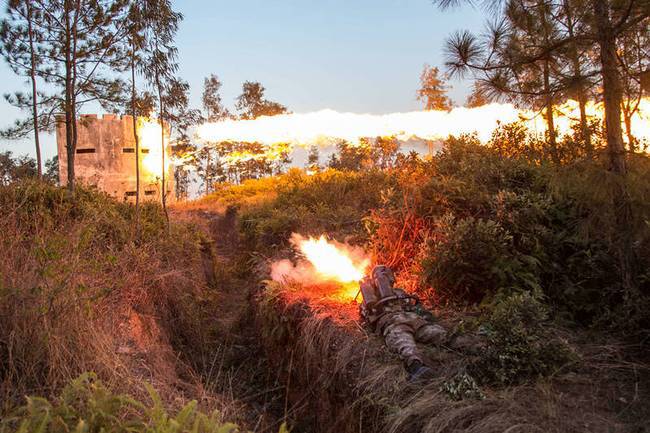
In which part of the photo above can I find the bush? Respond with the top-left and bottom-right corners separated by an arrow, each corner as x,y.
0,373 -> 240,433
470,292 -> 575,386
366,135 -> 650,329
232,168 -> 394,252
420,214 -> 541,303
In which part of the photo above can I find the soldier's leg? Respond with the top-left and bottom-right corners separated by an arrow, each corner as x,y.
383,323 -> 422,368
414,321 -> 447,346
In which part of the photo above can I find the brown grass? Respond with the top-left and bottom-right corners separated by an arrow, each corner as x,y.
0,181 -> 230,415
253,280 -> 650,433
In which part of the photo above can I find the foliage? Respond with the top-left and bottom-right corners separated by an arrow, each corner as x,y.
470,292 -> 575,386
44,156 -> 58,184
201,133 -> 650,332
416,64 -> 452,111
421,214 -> 541,303
0,151 -> 37,185
235,81 -> 287,120
238,169 -> 393,251
437,0 -> 649,174
194,168 -> 393,253
0,0 -> 57,178
367,135 -> 650,329
0,181 -> 209,403
327,137 -> 401,171
488,120 -> 604,165
0,373 -> 240,433
440,372 -> 485,401
202,74 -> 231,122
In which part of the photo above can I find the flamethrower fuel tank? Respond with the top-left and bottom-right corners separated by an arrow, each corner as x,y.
373,265 -> 396,299
360,265 -> 397,309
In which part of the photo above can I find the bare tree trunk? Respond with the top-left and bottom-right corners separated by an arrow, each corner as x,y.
64,0 -> 75,192
623,110 -> 635,151
594,0 -> 633,292
205,148 -> 211,195
539,3 -> 559,164
131,48 -> 141,237
155,70 -> 169,230
577,95 -> 593,156
594,0 -> 627,175
70,0 -> 80,191
543,62 -> 559,164
563,0 -> 593,158
26,2 -> 41,178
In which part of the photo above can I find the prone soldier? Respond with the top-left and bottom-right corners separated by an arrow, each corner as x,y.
359,265 -> 447,382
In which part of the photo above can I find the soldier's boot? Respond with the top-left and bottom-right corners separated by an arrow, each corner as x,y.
406,359 -> 434,383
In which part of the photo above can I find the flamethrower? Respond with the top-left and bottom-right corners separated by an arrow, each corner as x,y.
359,265 -> 424,326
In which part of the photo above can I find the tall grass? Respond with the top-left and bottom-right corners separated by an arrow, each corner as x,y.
0,181 -> 210,406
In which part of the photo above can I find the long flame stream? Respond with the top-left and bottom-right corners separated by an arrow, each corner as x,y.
197,98 -> 650,150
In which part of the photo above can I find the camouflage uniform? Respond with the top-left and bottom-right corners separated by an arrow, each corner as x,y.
373,301 -> 446,368
360,266 -> 447,370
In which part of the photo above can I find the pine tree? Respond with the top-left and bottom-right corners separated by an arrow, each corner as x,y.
416,64 -> 452,111
139,0 -> 182,223
434,0 -> 650,297
444,1 -> 564,162
24,0 -> 129,192
0,0 -> 48,177
125,0 -> 146,232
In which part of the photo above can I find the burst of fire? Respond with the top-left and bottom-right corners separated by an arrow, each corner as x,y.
196,98 -> 650,151
222,142 -> 292,166
295,234 -> 368,283
273,234 -> 370,302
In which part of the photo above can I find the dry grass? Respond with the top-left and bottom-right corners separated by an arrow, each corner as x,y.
253,280 -> 650,433
0,181 -> 226,414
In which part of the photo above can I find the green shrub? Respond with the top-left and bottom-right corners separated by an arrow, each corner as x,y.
235,168 -> 394,252
440,372 -> 485,401
0,373 -> 240,433
470,292 -> 575,386
420,214 -> 542,303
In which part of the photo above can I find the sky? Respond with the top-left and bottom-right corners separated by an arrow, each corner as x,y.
0,0 -> 486,163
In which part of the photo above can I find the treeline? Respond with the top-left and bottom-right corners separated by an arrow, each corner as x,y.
0,151 -> 58,186
0,1 -> 293,209
0,0 -> 190,226
184,77 -> 290,198
429,0 -> 649,294
433,0 -> 649,170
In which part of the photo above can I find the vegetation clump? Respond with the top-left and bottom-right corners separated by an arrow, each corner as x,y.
470,292 -> 576,386
0,181 -> 212,407
0,373 -> 241,433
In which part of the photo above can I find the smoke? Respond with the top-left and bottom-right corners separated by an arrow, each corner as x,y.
270,259 -> 322,285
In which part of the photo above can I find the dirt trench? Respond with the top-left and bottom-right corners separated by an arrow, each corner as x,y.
169,208 -> 290,432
